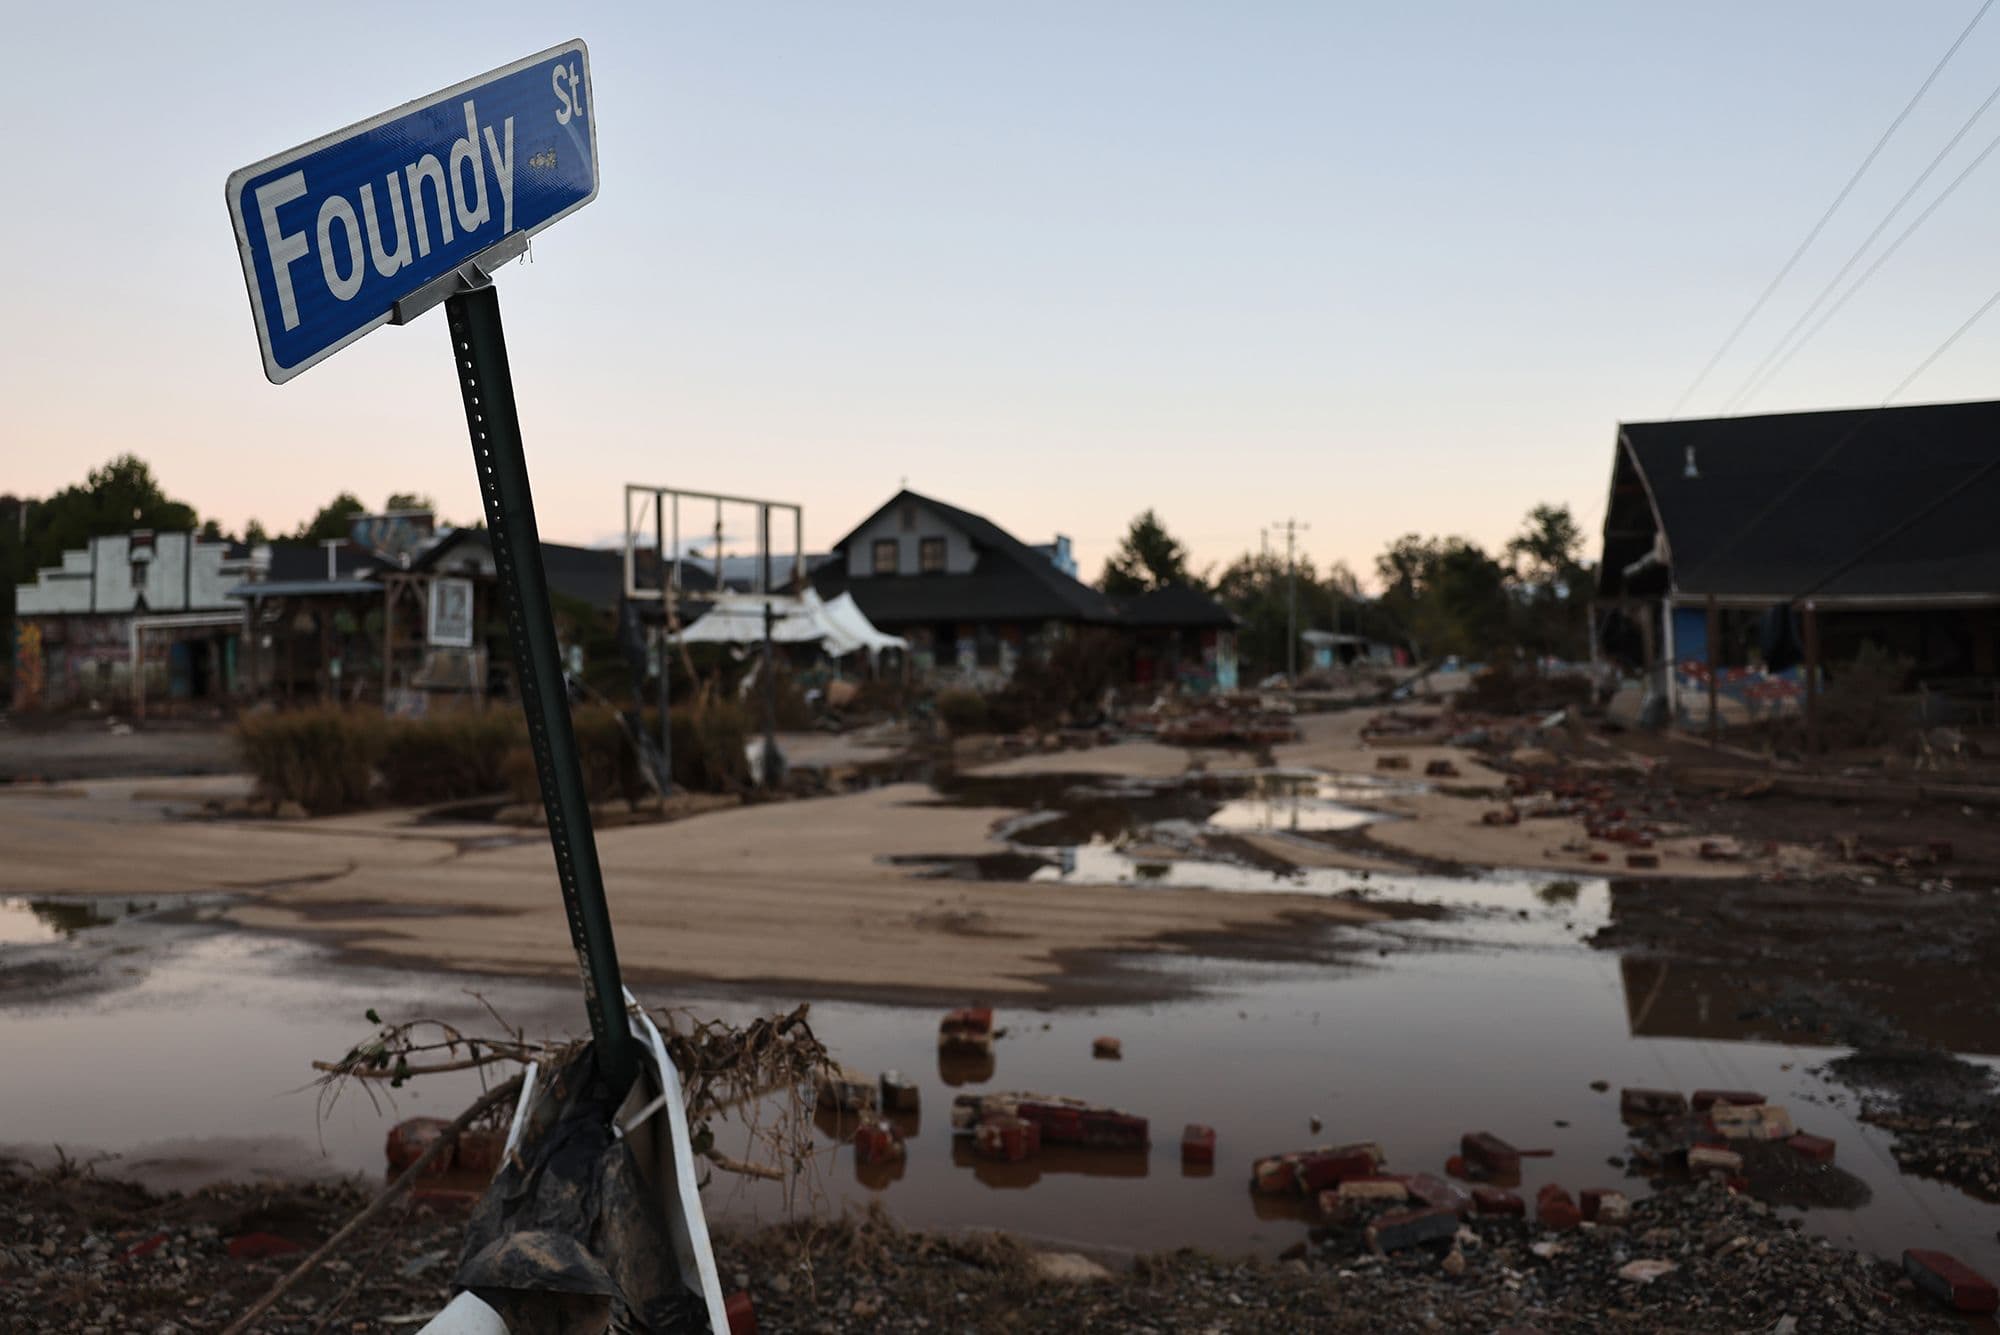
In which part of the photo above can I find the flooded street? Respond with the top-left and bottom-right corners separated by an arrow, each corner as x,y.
4,778 -> 1996,1284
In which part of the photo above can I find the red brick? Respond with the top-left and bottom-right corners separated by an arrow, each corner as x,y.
1091,1036 -> 1123,1059
1904,1249 -> 1999,1314
725,1288 -> 758,1335
1298,1148 -> 1380,1192
1690,1089 -> 1764,1111
879,1071 -> 921,1114
939,1008 -> 995,1053
1407,1172 -> 1473,1216
1472,1186 -> 1524,1217
1619,1087 -> 1687,1119
1181,1124 -> 1216,1166
1579,1188 -> 1629,1223
454,1127 -> 505,1178
384,1117 -> 456,1175
1252,1156 -> 1298,1195
1337,1175 -> 1410,1202
974,1115 -> 1039,1162
1367,1206 -> 1460,1252
1535,1184 -> 1581,1232
853,1119 -> 906,1165
1080,1110 -> 1150,1150
1625,852 -> 1660,869
1788,1132 -> 1836,1163
1461,1131 -> 1521,1176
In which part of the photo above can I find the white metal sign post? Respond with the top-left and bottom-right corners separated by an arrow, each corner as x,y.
224,42 -> 634,1092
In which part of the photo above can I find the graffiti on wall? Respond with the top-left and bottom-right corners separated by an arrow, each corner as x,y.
13,622 -> 44,709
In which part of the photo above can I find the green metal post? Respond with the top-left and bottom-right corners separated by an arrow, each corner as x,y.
445,284 -> 636,1092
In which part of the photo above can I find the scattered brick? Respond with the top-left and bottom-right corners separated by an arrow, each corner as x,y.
1690,1089 -> 1764,1111
1788,1132 -> 1836,1163
1904,1249 -> 1999,1314
384,1117 -> 455,1175
725,1288 -> 758,1335
1625,852 -> 1661,869
1252,1156 -> 1298,1195
1181,1124 -> 1216,1167
1298,1148 -> 1382,1192
1687,1146 -> 1743,1175
1424,759 -> 1461,778
1461,1131 -> 1520,1177
1472,1186 -> 1525,1217
1711,1103 -> 1795,1142
974,1115 -> 1040,1162
1408,1172 -> 1473,1216
1619,1088 -> 1687,1119
879,1070 -> 921,1114
816,1065 -> 879,1114
1482,807 -> 1521,826
454,1127 -> 505,1178
853,1119 -> 906,1165
1367,1206 -> 1460,1253
1535,1184 -> 1581,1232
1337,1176 -> 1410,1202
1091,1036 -> 1123,1059
1579,1188 -> 1629,1223
1376,755 -> 1410,771
939,1007 -> 995,1054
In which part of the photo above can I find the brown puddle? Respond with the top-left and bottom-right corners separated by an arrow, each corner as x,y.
0,847 -> 1996,1279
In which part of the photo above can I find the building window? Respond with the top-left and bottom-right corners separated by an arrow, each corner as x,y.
872,539 -> 899,575
919,536 -> 946,574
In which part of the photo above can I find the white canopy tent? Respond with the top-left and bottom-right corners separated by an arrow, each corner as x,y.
676,589 -> 905,658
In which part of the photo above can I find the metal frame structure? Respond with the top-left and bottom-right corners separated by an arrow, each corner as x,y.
622,485 -> 804,791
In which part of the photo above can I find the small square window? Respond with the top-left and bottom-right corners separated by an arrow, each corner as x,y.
919,537 -> 947,574
872,539 -> 899,575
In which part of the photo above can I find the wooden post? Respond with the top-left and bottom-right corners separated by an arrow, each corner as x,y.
382,581 -> 396,709
318,610 -> 332,705
1802,601 -> 1821,755
1706,595 -> 1720,745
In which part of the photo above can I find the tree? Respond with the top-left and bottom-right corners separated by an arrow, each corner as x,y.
23,456 -> 197,569
1099,509 -> 1196,598
199,519 -> 226,542
244,519 -> 269,545
1505,503 -> 1592,661
384,492 -> 436,514
296,493 -> 366,542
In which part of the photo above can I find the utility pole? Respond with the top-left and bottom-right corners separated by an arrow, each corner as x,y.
1273,518 -> 1308,683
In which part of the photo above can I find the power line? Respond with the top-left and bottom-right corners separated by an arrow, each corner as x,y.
1723,68 -> 2000,412
1676,273 -> 2000,591
1735,115 -> 2000,406
1666,0 -> 1993,417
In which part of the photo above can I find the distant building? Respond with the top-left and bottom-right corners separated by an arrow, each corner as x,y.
12,530 -> 257,712
813,489 -> 1118,682
1300,630 -> 1395,670
815,489 -> 1239,689
1594,399 -> 2000,727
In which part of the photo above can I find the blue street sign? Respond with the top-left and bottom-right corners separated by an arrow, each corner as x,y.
226,40 -> 597,383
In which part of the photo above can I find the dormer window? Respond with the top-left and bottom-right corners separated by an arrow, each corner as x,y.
872,539 -> 899,575
919,536 -> 946,574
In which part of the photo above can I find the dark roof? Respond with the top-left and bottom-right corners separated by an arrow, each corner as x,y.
410,528 -> 717,613
1116,583 -> 1238,629
823,490 -> 1118,624
1600,400 -> 2000,604
263,541 -> 381,582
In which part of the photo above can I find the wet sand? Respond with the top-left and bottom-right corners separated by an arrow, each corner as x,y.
0,780 -> 1392,1001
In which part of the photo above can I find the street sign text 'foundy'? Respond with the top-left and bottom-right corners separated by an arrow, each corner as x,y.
225,41 -> 597,383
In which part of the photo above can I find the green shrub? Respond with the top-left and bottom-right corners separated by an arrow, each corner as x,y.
236,706 -> 384,814
378,710 -> 523,805
935,688 -> 990,735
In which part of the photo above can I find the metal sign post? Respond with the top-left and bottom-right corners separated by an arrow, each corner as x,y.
225,41 -> 634,1092
447,281 -> 635,1089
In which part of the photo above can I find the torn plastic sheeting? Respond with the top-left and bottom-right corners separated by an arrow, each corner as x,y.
451,1024 -> 724,1333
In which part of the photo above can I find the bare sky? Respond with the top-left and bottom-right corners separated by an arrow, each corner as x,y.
10,2 -> 2000,586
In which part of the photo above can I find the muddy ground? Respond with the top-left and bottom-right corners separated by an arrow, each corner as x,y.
0,1160 -> 1959,1334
